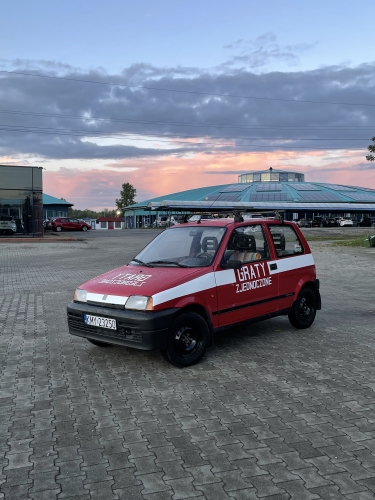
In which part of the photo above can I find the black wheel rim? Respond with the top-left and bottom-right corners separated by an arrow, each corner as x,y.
174,325 -> 203,358
298,296 -> 313,321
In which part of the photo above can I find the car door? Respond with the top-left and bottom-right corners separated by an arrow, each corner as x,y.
214,223 -> 279,328
69,218 -> 81,230
266,223 -> 315,313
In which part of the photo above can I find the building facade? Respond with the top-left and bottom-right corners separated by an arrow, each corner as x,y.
43,194 -> 73,219
0,165 -> 43,237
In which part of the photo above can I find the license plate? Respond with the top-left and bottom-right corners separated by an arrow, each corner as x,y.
84,314 -> 116,330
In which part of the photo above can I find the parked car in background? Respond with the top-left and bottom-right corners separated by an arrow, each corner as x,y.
297,218 -> 312,228
311,217 -> 322,227
188,214 -> 213,222
52,217 -> 91,232
0,215 -> 17,235
14,218 -> 24,233
322,217 -> 337,227
153,216 -> 169,228
339,218 -> 354,227
242,213 -> 267,220
44,219 -> 54,230
358,217 -> 372,227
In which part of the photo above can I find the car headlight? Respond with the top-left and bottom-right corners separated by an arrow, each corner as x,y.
125,296 -> 153,310
73,289 -> 87,302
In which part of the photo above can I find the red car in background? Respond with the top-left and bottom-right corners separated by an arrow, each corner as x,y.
52,217 -> 91,232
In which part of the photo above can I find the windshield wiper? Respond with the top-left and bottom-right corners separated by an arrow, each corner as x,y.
131,258 -> 153,267
147,260 -> 189,268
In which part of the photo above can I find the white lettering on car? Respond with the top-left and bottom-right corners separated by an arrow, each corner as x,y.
99,273 -> 152,286
235,276 -> 273,293
235,263 -> 272,294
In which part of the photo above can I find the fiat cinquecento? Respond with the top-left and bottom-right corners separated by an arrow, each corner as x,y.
67,212 -> 321,367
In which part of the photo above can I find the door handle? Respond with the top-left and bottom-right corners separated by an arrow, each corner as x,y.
270,263 -> 277,270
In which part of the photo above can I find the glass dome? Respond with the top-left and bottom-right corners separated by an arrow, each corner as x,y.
238,169 -> 305,183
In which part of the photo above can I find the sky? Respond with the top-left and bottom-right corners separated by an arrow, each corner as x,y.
1,0 -> 375,210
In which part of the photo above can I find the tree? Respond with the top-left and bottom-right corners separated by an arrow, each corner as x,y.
68,208 -> 117,218
366,136 -> 375,162
116,182 -> 136,212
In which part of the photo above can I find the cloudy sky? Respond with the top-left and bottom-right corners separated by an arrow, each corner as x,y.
1,0 -> 375,210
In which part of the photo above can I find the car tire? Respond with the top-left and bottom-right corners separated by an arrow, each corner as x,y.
288,287 -> 317,329
161,312 -> 209,367
87,339 -> 112,347
82,226 -> 88,231
56,226 -> 62,232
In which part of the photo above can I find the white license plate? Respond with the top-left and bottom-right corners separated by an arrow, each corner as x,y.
84,314 -> 116,330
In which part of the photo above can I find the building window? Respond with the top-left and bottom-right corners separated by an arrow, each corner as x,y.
279,173 -> 288,182
100,221 -> 107,229
115,221 -> 121,228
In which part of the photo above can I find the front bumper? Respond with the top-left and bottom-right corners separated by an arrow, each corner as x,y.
67,301 -> 178,350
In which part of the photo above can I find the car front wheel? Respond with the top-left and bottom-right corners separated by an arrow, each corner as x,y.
56,226 -> 62,232
161,312 -> 209,367
288,287 -> 317,329
82,226 -> 88,231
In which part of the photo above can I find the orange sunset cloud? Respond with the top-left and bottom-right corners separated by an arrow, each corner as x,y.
43,149 -> 375,210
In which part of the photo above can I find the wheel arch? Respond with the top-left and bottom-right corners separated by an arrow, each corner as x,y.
172,303 -> 212,331
293,278 -> 321,311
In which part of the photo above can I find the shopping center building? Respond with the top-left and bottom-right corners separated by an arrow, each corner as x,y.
0,165 -> 73,237
124,168 -> 375,228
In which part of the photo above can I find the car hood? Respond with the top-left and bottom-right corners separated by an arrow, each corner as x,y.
77,264 -> 210,304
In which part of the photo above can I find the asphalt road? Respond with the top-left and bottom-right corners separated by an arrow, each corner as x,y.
1,232 -> 375,499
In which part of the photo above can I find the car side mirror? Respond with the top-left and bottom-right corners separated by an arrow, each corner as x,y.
222,259 -> 242,270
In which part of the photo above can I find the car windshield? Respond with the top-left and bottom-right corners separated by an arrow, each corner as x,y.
132,226 -> 226,267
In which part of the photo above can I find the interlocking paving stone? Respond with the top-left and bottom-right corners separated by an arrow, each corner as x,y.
29,471 -> 59,492
84,480 -> 118,499
159,460 -> 191,481
277,479 -> 321,499
294,466 -> 333,488
244,474 -> 288,497
29,488 -> 61,500
2,237 -> 375,499
139,472 -> 171,495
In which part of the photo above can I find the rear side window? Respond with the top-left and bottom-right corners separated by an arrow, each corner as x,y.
268,225 -> 304,258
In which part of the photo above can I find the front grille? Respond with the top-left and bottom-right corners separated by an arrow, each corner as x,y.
68,312 -> 142,343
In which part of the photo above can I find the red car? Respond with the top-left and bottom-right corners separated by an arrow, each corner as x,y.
52,217 -> 91,232
67,213 -> 321,366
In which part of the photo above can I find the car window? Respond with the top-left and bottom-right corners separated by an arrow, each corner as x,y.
223,225 -> 270,264
268,225 -> 304,258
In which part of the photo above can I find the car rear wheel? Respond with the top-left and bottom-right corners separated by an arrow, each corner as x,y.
87,338 -> 112,347
161,312 -> 209,367
82,226 -> 88,231
288,287 -> 317,329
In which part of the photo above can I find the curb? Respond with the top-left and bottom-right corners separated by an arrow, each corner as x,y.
0,237 -> 77,243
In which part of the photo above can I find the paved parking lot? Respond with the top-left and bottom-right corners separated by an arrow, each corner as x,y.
1,231 -> 375,499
